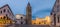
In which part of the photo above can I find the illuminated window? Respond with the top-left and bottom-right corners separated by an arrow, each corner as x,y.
1,17 -> 2,19
4,16 -> 6,19
39,22 -> 41,24
44,22 -> 46,24
34,23 -> 36,24
6,14 -> 8,19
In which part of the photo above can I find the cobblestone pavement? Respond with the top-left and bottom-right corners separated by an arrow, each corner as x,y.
5,24 -> 60,27
6,24 -> 50,27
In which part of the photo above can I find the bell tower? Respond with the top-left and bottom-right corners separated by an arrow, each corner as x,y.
26,0 -> 32,25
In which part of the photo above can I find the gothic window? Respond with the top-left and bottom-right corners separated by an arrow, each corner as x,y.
3,9 -> 6,13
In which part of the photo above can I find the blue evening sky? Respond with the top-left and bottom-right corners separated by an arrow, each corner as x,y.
0,0 -> 56,19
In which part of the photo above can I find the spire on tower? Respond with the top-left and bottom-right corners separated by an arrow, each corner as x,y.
27,0 -> 30,6
26,0 -> 32,25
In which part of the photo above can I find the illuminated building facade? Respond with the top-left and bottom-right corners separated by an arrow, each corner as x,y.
51,0 -> 60,26
0,4 -> 14,25
32,16 -> 51,25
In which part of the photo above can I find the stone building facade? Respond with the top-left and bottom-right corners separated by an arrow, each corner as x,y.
0,4 -> 15,26
0,4 -> 14,20
51,0 -> 60,26
15,14 -> 26,24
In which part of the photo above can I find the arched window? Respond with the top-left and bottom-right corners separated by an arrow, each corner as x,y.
44,22 -> 46,24
1,11 -> 2,14
3,16 -> 6,20
39,22 -> 41,24
6,14 -> 8,20
34,23 -> 36,24
21,17 -> 23,19
4,9 -> 6,12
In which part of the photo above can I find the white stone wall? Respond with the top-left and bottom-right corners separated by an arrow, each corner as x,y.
15,14 -> 26,24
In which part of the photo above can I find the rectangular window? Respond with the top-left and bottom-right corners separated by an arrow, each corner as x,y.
58,16 -> 59,23
57,5 -> 60,12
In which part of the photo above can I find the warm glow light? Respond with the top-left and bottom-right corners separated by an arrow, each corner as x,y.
32,16 -> 51,25
0,15 -> 13,27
